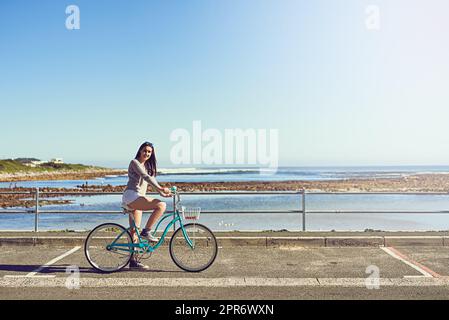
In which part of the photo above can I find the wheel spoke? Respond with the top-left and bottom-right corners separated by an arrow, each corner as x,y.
85,224 -> 133,272
169,223 -> 218,272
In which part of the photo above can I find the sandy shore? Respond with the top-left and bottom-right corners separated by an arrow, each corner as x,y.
1,173 -> 449,208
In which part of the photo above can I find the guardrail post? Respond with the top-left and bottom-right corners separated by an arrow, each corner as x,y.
302,189 -> 306,231
34,187 -> 39,232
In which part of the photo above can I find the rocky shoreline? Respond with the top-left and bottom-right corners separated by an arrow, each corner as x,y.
0,169 -> 127,183
2,173 -> 449,208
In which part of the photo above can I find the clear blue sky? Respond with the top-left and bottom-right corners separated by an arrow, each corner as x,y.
1,0 -> 449,168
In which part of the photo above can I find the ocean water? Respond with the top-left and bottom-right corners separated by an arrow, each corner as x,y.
3,165 -> 449,188
2,166 -> 449,231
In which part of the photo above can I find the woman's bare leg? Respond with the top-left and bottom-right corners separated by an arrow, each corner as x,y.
128,210 -> 142,242
144,201 -> 166,230
128,197 -> 167,231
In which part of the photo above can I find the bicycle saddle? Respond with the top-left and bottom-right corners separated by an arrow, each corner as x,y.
121,203 -> 134,213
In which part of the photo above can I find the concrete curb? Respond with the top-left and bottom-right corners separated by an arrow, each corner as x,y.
384,236 -> 444,247
325,236 -> 384,247
267,237 -> 325,247
1,235 -> 448,247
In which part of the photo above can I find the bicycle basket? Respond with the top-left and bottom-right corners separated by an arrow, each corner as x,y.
180,206 -> 201,220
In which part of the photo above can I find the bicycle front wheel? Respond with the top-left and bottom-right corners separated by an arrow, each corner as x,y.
84,223 -> 133,273
169,223 -> 218,272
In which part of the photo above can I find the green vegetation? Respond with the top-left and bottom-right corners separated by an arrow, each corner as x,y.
14,158 -> 41,164
0,159 -> 105,173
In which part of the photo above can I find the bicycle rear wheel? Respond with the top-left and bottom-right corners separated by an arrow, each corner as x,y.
84,223 -> 133,273
169,223 -> 218,272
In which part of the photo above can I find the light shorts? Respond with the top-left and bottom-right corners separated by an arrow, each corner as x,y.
122,189 -> 144,206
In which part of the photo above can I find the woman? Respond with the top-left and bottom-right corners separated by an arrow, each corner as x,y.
122,141 -> 172,270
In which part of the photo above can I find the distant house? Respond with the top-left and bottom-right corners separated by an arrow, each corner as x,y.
16,158 -> 45,168
26,160 -> 45,167
51,158 -> 64,164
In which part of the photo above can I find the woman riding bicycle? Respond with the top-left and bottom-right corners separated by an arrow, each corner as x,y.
122,141 -> 172,269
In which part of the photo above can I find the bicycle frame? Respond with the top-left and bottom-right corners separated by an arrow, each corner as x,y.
109,191 -> 195,254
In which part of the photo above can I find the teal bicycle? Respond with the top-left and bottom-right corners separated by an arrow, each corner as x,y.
84,186 -> 218,273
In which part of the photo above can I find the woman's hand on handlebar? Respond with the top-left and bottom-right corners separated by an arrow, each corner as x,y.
159,187 -> 172,197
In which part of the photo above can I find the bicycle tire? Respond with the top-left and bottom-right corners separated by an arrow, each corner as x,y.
169,223 -> 218,272
84,223 -> 133,273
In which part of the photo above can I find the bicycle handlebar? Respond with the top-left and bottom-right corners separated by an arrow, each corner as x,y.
170,186 -> 178,194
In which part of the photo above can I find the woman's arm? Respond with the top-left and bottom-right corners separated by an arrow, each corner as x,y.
131,160 -> 165,193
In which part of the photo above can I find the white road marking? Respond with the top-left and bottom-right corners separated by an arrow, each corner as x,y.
3,275 -> 55,278
381,247 -> 434,278
26,246 -> 81,277
2,246 -> 81,279
1,277 -> 449,288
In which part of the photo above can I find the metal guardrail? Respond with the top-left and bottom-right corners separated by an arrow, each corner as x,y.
1,188 -> 449,231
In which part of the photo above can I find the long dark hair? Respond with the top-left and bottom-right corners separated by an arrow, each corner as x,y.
134,142 -> 157,177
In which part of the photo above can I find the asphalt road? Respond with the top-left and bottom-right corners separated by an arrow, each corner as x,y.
2,244 -> 449,300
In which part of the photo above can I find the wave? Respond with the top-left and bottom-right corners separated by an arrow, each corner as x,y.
158,168 -> 260,176
414,171 -> 449,175
108,166 -> 449,179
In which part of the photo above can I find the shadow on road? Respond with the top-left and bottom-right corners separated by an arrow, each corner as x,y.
0,264 -> 185,275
